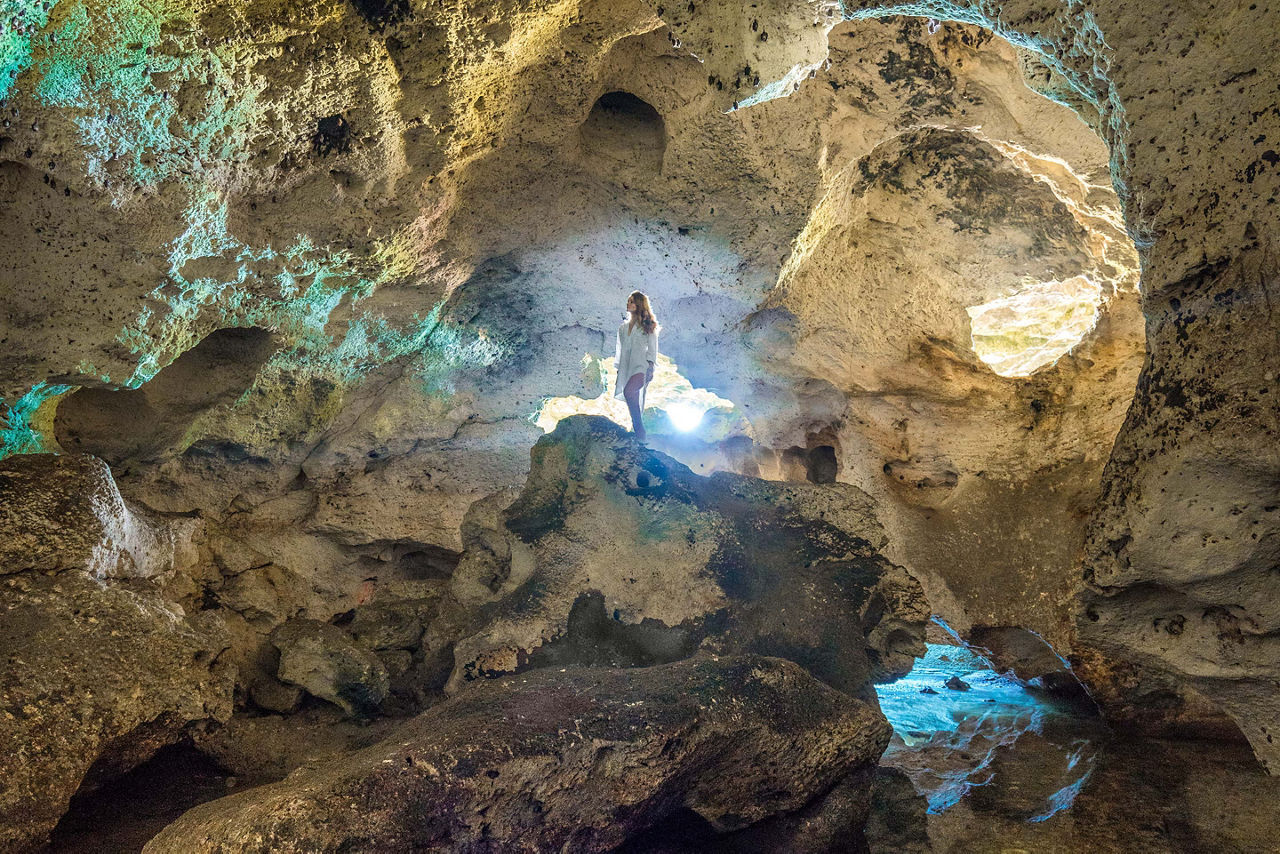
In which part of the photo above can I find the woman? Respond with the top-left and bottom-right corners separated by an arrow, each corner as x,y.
616,291 -> 659,441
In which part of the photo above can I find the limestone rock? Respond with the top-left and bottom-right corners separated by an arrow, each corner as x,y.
618,766 -> 879,853
349,596 -> 440,650
0,572 -> 232,852
271,618 -> 390,717
145,655 -> 891,853
448,415 -> 928,696
0,453 -> 200,579
191,707 -> 405,783
0,0 -> 1277,787
248,674 -> 305,715
0,453 -> 233,851
304,418 -> 542,553
966,625 -> 1081,695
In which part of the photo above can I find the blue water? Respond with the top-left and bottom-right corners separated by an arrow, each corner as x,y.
875,642 -> 1103,820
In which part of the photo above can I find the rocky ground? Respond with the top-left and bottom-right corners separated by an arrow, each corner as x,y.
3,417 -> 926,851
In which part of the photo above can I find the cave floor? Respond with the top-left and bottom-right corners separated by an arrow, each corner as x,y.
43,731 -> 1280,854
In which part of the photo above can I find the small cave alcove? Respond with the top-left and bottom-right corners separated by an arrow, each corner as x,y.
54,326 -> 280,466
346,0 -> 409,28
579,90 -> 666,175
779,441 -> 842,484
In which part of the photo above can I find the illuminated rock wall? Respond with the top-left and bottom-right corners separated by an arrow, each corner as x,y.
666,0 -> 1280,769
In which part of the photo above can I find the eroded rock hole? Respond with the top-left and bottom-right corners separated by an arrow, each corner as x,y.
49,743 -> 241,854
312,114 -> 351,157
347,0 -> 409,28
580,90 -> 666,174
806,444 -> 838,484
54,327 -> 279,465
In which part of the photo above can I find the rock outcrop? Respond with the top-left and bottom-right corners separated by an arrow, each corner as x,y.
146,655 -> 890,853
271,618 -> 391,717
448,415 -> 929,698
0,452 -> 201,580
0,454 -> 233,852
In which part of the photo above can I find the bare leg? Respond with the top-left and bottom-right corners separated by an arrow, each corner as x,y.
623,372 -> 647,440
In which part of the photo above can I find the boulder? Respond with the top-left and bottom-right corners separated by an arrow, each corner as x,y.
0,453 -> 200,579
0,572 -> 231,852
304,419 -> 542,553
248,674 -> 305,715
271,619 -> 390,717
448,416 -> 928,697
145,655 -> 891,853
0,454 -> 233,852
348,596 -> 440,651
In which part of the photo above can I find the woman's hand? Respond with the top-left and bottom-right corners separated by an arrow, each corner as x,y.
646,362 -> 655,382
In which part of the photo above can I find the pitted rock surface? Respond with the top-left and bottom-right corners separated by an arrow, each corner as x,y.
448,415 -> 929,697
144,654 -> 890,854
0,573 -> 231,852
0,452 -> 233,851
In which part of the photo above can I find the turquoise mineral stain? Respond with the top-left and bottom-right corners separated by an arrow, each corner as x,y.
0,381 -> 73,457
10,0 -> 508,437
32,0 -> 268,192
1,0 -> 57,100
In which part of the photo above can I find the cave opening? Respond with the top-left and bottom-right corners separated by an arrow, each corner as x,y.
579,90 -> 667,174
534,352 -> 739,441
47,743 -> 244,854
874,630 -> 1104,820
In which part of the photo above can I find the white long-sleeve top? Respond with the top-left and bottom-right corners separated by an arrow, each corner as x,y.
615,321 -> 658,399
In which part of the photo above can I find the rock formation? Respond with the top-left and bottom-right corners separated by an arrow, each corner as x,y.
2,0 -> 1279,843
449,415 -> 929,698
145,655 -> 891,853
0,454 -> 233,851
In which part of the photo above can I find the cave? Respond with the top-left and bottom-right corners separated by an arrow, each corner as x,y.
579,89 -> 667,175
2,0 -> 1279,851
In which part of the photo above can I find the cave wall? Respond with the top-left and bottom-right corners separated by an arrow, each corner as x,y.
736,19 -> 1143,660
662,0 -> 1280,766
1,0 -> 1277,775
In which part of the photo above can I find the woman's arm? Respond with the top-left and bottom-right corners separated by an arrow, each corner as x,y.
645,329 -> 658,379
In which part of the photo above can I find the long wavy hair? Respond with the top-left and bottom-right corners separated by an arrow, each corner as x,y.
628,291 -> 659,335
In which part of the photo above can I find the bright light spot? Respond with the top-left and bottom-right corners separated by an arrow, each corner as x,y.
534,353 -> 735,435
667,403 -> 704,432
967,275 -> 1103,377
